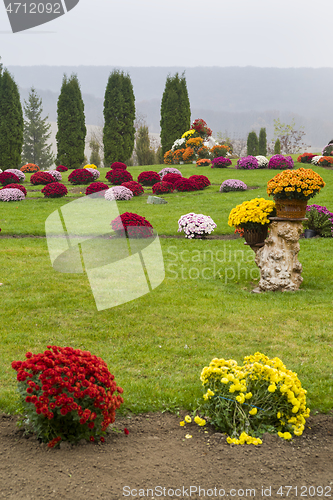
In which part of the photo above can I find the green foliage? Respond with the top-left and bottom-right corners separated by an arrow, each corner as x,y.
103,70 -> 135,165
89,138 -> 101,168
22,87 -> 54,170
0,68 -> 24,169
56,74 -> 86,170
303,208 -> 332,237
160,72 -> 191,154
135,125 -> 155,165
246,131 -> 259,156
274,138 -> 281,154
258,128 -> 267,156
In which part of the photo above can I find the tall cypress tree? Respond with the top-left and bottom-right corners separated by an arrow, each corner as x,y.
160,72 -> 191,155
247,131 -> 259,156
0,68 -> 23,169
22,87 -> 54,170
135,125 -> 155,165
103,70 -> 135,165
56,74 -> 86,169
258,127 -> 267,156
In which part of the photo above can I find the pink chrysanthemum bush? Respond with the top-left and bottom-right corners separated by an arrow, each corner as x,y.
121,181 -> 144,196
0,188 -> 25,202
211,157 -> 232,168
41,183 -> 68,198
84,168 -> 100,180
236,156 -> 259,170
12,346 -> 124,446
199,352 -> 310,445
178,212 -> 217,239
158,167 -> 182,180
268,155 -> 294,170
104,186 -> 133,201
220,179 -> 247,192
1,183 -> 27,196
48,170 -> 62,182
106,169 -> 133,185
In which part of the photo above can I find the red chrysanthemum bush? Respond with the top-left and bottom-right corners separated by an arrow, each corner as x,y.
85,182 -> 109,196
21,163 -> 40,173
11,346 -> 124,446
106,169 -> 133,185
121,181 -> 144,196
152,181 -> 174,195
0,171 -> 20,186
174,178 -> 200,192
68,169 -> 94,185
162,173 -> 182,185
56,165 -> 68,172
41,182 -> 68,198
297,153 -> 316,164
2,183 -> 27,196
111,212 -> 154,238
31,171 -> 56,186
137,171 -> 160,186
110,162 -> 127,170
189,175 -> 211,189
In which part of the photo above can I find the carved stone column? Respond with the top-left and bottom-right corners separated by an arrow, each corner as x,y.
252,218 -> 305,293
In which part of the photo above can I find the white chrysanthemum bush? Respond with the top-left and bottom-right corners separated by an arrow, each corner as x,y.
199,352 -> 310,445
178,213 -> 217,239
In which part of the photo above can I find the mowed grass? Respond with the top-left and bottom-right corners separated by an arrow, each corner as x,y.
0,159 -> 332,416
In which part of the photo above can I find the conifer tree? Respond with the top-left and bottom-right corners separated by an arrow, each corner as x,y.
22,87 -> 54,170
89,138 -> 101,167
160,72 -> 191,155
103,70 -> 135,165
135,125 -> 155,166
274,138 -> 281,154
246,131 -> 259,156
0,68 -> 24,169
56,74 -> 86,169
258,127 -> 267,156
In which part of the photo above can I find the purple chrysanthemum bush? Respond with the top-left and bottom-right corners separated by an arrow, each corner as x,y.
5,169 -> 26,182
236,156 -> 259,170
158,167 -> 182,179
0,188 -> 25,202
220,179 -> 247,192
178,212 -> 217,239
85,168 -> 100,180
211,157 -> 232,168
268,155 -> 294,170
104,186 -> 133,201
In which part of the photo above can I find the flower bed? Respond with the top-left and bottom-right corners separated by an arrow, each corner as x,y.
236,156 -> 259,170
2,183 -> 27,196
105,186 -> 133,201
267,168 -> 325,200
121,181 -> 144,196
188,175 -> 211,189
12,346 -> 124,445
85,182 -> 109,196
196,159 -> 211,167
21,163 -> 40,173
85,168 -> 100,180
0,188 -> 25,202
304,205 -> 333,237
5,169 -> 26,182
268,155 -> 294,170
297,153 -> 316,164
0,171 -> 20,186
106,169 -> 133,185
211,144 -> 230,158
162,173 -> 182,185
211,157 -> 232,168
158,167 -> 182,180
41,182 -> 68,198
173,178 -> 199,192
31,171 -> 57,186
56,165 -> 68,172
199,352 -> 310,444
318,156 -> 333,166
110,162 -> 127,170
111,212 -> 154,238
48,170 -> 62,182
68,169 -> 94,185
152,181 -> 174,195
255,156 -> 269,168
137,171 -> 160,186
178,212 -> 217,239
220,179 -> 247,192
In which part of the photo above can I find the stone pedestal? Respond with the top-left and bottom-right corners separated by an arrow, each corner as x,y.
252,218 -> 306,293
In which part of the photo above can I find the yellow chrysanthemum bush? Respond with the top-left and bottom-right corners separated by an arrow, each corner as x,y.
83,164 -> 98,169
267,168 -> 325,201
199,352 -> 310,445
228,198 -> 276,231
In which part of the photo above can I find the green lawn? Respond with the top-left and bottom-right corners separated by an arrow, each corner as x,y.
0,161 -> 332,416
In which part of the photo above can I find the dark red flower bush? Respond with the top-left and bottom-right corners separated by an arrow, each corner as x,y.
152,181 -> 174,195
85,182 -> 109,196
56,165 -> 68,172
2,183 -> 27,196
111,212 -> 154,238
121,181 -> 144,196
41,182 -> 68,198
137,171 -> 160,186
0,172 -> 20,186
162,173 -> 182,185
11,346 -> 124,445
173,178 -> 200,192
106,169 -> 133,185
68,169 -> 94,185
189,175 -> 211,189
297,153 -> 316,164
110,162 -> 127,170
30,171 -> 56,185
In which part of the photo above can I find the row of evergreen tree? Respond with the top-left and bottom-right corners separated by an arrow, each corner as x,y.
0,58 -> 191,170
247,128 -> 281,156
